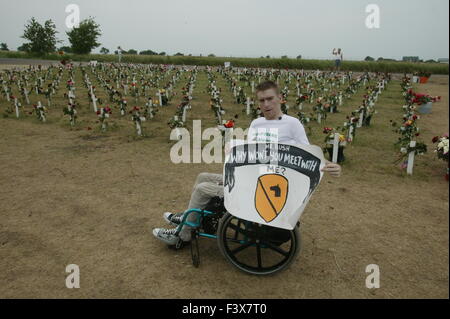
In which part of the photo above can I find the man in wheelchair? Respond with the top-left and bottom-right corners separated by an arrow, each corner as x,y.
153,81 -> 341,245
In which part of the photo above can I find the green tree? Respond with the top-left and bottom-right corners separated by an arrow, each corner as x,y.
1,43 -> 9,51
67,18 -> 101,54
100,47 -> 110,54
174,52 -> 184,56
127,49 -> 137,55
17,43 -> 30,52
159,52 -> 166,56
21,17 -> 58,54
281,55 -> 288,59
296,55 -> 302,59
208,53 -> 215,57
59,46 -> 73,53
364,56 -> 375,61
139,49 -> 157,55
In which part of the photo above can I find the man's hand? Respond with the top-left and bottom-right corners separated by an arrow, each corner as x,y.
321,160 -> 341,177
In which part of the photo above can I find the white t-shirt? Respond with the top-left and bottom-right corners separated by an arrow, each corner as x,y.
333,51 -> 342,61
247,114 -> 310,146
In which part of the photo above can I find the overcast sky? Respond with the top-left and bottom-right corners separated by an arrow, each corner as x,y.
0,0 -> 448,61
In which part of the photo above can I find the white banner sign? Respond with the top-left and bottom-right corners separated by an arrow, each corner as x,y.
223,142 -> 325,230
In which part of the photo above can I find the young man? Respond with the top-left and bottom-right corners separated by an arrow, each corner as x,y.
153,81 -> 341,245
332,48 -> 343,71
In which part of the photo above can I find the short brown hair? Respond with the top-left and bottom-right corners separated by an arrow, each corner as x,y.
255,80 -> 279,94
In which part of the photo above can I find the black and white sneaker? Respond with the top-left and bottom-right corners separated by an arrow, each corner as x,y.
163,212 -> 184,226
152,227 -> 180,245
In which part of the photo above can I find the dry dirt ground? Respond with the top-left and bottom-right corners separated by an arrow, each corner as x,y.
0,62 -> 448,299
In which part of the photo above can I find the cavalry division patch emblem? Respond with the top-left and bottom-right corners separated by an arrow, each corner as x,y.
254,174 -> 288,223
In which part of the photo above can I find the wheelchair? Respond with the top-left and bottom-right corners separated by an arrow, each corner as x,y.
170,196 -> 301,276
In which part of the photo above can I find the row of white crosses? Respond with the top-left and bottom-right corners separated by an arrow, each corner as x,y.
208,79 -> 225,124
1,66 -> 60,120
224,67 -> 356,116
246,96 -> 254,115
400,78 -> 420,175
82,71 -> 98,113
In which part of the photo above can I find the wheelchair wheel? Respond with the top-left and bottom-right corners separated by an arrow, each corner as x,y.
217,212 -> 301,275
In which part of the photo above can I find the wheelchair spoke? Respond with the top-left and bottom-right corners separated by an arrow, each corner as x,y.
260,240 -> 290,257
233,220 -> 241,240
230,241 -> 254,255
256,242 -> 262,269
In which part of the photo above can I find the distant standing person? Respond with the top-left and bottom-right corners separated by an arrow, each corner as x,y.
118,46 -> 123,63
332,48 -> 343,71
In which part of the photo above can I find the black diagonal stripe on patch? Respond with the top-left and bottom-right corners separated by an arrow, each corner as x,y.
258,178 -> 278,216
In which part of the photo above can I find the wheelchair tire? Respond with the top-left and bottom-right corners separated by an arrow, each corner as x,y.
217,212 -> 301,276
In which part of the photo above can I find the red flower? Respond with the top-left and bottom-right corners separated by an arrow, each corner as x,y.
96,110 -> 101,115
224,120 -> 235,128
352,118 -> 359,123
323,127 -> 333,134
432,136 -> 439,143
412,115 -> 418,120
133,106 -> 140,111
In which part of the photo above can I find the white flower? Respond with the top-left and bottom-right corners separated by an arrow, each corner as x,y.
400,148 -> 407,154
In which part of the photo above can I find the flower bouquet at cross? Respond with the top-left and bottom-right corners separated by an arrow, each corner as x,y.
432,134 -> 449,181
343,115 -> 360,143
33,102 -> 47,122
312,98 -> 327,123
63,103 -> 77,127
432,134 -> 449,162
167,116 -> 184,129
322,126 -> 347,163
395,141 -> 427,169
295,93 -> 308,110
97,107 -> 112,132
130,106 -> 146,136
390,114 -> 421,148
